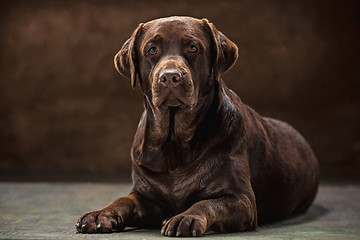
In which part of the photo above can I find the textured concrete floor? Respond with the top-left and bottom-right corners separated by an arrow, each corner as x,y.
0,182 -> 359,240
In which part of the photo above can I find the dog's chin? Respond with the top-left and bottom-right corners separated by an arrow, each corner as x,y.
155,94 -> 196,112
158,97 -> 184,111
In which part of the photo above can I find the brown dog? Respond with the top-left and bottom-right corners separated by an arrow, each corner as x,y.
76,16 -> 319,237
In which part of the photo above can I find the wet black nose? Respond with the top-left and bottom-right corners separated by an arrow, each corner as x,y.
159,69 -> 182,87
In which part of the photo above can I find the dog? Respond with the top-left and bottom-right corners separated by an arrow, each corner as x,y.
76,16 -> 319,237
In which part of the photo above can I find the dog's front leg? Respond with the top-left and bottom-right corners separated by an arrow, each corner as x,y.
76,192 -> 164,233
161,194 -> 257,237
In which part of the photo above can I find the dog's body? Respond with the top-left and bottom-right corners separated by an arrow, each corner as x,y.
76,16 -> 319,237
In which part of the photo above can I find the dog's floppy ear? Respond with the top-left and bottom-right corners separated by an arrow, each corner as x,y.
202,19 -> 238,81
114,23 -> 144,88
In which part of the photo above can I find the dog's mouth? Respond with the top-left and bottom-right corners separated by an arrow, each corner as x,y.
153,81 -> 196,110
156,88 -> 196,111
163,89 -> 183,106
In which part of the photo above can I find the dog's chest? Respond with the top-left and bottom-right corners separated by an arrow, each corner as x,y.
136,140 -> 226,212
160,140 -> 193,171
160,169 -> 204,212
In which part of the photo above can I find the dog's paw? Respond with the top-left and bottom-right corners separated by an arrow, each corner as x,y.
76,210 -> 125,233
161,213 -> 207,237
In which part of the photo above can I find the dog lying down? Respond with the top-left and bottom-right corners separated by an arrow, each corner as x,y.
76,16 -> 319,237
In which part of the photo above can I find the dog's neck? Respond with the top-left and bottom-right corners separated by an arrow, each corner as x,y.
133,80 -> 240,172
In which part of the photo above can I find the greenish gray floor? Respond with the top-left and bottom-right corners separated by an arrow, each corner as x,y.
0,182 -> 359,240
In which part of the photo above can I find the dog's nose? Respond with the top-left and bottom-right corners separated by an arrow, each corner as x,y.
159,69 -> 182,87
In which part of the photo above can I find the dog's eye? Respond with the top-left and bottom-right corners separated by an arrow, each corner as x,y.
188,45 -> 198,53
148,47 -> 158,55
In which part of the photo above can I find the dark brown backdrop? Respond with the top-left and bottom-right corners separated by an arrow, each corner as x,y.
1,0 -> 359,181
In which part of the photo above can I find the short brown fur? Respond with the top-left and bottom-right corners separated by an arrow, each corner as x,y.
76,16 -> 319,237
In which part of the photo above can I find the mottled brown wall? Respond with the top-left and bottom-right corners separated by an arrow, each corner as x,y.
0,0 -> 359,179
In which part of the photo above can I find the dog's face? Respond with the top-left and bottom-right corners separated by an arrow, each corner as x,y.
138,17 -> 211,110
115,16 -> 238,111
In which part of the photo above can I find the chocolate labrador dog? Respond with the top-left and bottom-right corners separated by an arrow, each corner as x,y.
76,16 -> 319,237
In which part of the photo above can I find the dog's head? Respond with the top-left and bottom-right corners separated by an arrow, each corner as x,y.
114,16 -> 238,111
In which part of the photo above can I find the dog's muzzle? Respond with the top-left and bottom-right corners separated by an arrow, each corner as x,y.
152,58 -> 195,109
